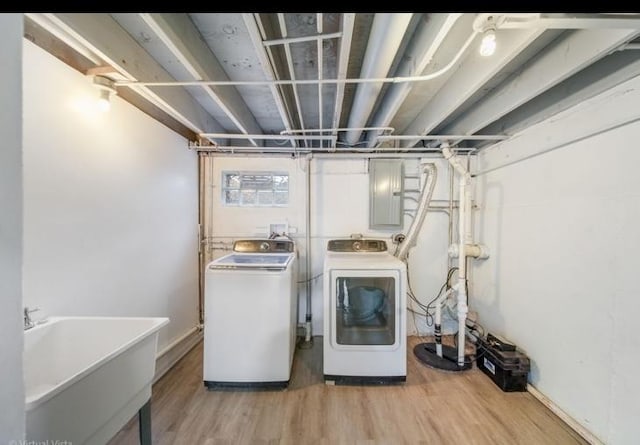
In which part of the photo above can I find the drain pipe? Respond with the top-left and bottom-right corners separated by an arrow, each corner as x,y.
304,154 -> 313,344
442,143 -> 469,367
344,13 -> 413,146
441,143 -> 489,367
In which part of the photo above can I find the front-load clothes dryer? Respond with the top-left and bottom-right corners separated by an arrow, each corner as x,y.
323,238 -> 407,385
203,239 -> 297,389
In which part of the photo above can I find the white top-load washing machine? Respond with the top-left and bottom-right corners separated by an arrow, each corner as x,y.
323,238 -> 407,384
204,239 -> 297,389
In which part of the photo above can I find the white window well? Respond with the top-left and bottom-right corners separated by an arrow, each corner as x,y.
222,171 -> 289,207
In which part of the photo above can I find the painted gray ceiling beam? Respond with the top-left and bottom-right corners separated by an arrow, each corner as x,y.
45,13 -> 227,144
497,13 -> 640,29
365,13 -> 462,148
242,13 -> 295,147
478,49 -> 640,144
441,28 -> 640,142
344,13 -> 413,145
141,13 -> 264,147
400,27 -> 545,148
331,13 -> 355,133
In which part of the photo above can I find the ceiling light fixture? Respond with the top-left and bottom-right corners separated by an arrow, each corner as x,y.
479,28 -> 496,57
92,75 -> 117,112
473,14 -> 505,58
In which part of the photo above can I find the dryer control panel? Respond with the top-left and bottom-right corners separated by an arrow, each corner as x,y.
327,239 -> 388,252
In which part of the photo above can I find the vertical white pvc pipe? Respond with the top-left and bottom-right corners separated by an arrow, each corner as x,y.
442,144 -> 470,368
456,176 -> 469,367
305,154 -> 313,342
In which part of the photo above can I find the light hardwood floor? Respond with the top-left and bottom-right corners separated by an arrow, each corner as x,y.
109,336 -> 587,444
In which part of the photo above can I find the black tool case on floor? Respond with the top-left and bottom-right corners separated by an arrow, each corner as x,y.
476,335 -> 530,392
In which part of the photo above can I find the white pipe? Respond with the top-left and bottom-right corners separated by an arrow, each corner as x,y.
114,30 -> 478,90
457,177 -> 470,367
262,31 -> 342,46
344,13 -> 413,145
199,133 -> 505,142
305,154 -> 313,342
442,143 -> 471,367
200,133 -> 336,141
281,126 -> 394,135
317,13 -> 323,149
396,163 -> 437,261
377,134 -> 507,141
199,152 -> 444,159
192,145 -> 477,154
366,13 -> 463,147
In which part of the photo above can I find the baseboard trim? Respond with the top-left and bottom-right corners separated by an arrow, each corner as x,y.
527,384 -> 604,445
153,325 -> 203,383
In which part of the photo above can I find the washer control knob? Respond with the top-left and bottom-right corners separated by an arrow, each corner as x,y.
260,242 -> 270,252
353,241 -> 361,251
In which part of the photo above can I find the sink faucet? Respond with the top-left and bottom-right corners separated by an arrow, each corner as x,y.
24,307 -> 40,330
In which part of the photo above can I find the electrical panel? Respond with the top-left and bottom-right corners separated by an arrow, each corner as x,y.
369,159 -> 403,230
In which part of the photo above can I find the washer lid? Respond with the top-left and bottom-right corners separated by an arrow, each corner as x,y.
208,252 -> 293,270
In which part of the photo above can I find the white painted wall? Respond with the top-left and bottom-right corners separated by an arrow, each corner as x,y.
22,40 -> 199,351
204,155 -> 454,336
0,13 -> 25,444
472,74 -> 640,444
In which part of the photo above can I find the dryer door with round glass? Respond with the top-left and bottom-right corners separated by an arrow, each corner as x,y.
330,269 -> 401,351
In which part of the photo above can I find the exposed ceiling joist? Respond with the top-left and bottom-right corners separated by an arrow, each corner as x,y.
344,13 -> 413,146
276,13 -> 308,148
140,13 -> 264,147
331,13 -> 355,133
366,13 -> 463,148
42,13 -> 228,144
401,27 -> 545,148
24,15 -> 198,142
442,28 -> 640,142
496,13 -> 640,29
242,13 -> 295,147
480,49 -> 640,141
25,13 -> 640,155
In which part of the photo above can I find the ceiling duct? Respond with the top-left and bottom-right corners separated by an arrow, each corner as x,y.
364,13 -> 463,148
343,13 -> 412,146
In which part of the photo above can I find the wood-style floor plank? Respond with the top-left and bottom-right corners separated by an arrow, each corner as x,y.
108,336 -> 587,445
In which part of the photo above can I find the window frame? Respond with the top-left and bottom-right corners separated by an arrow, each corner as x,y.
221,170 -> 290,207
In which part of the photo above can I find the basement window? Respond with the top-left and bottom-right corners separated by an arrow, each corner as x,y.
222,171 -> 289,207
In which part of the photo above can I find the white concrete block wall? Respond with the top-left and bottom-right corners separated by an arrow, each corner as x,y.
21,39 -> 200,352
472,74 -> 640,444
205,156 -> 454,336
